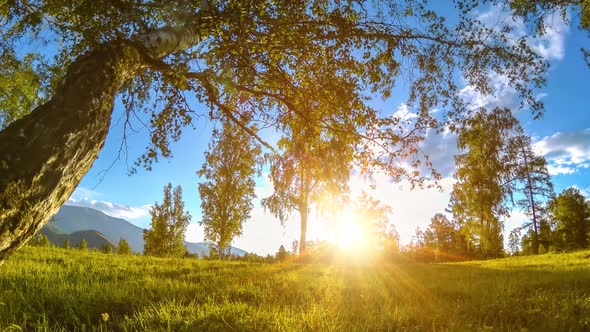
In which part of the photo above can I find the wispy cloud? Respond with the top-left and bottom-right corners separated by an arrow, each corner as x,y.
460,5 -> 569,111
459,73 -> 521,111
66,195 -> 151,221
392,103 -> 418,121
418,127 -> 458,178
477,5 -> 568,62
533,128 -> 590,175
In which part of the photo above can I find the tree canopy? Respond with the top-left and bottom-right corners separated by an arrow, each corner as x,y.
0,0 -> 556,262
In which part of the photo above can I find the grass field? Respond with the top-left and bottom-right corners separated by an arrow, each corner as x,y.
0,247 -> 589,331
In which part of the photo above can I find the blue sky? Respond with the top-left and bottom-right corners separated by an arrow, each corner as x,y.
66,6 -> 590,255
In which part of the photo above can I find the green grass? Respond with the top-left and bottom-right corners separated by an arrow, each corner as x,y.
1,247 -> 590,331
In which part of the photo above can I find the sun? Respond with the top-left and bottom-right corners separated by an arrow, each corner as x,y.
336,214 -> 365,250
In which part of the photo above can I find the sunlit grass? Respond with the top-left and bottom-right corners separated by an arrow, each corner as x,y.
0,246 -> 589,331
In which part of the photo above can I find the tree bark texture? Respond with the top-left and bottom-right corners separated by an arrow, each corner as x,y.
0,24 -> 207,264
0,41 -> 144,263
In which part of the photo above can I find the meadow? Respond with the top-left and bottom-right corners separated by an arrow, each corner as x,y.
0,247 -> 589,331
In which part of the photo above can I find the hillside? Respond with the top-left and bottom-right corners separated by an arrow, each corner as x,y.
46,205 -> 247,256
39,226 -> 114,250
2,247 -> 590,331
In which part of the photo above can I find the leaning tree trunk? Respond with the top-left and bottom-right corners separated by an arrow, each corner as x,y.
0,23 -> 208,264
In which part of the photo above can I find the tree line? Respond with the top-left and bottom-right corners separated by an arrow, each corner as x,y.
404,108 -> 590,262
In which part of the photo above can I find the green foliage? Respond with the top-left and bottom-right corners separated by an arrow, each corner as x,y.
77,239 -> 87,250
509,133 -> 554,254
0,51 -> 43,129
2,246 -> 590,331
422,213 -> 468,261
548,187 -> 590,251
198,116 -> 261,259
508,229 -> 521,255
62,239 -> 69,250
275,245 -> 288,262
451,108 -> 522,258
144,183 -> 191,258
508,0 -> 590,66
100,244 -> 112,254
0,0 -> 558,261
38,234 -> 51,248
116,239 -> 132,255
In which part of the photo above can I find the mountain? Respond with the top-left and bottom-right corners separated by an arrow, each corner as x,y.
50,205 -> 145,252
40,226 -> 115,250
45,205 -> 247,256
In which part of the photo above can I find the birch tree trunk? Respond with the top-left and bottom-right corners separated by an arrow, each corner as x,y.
0,24 -> 207,264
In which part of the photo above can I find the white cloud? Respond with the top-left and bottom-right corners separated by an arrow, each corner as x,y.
66,197 -> 151,220
460,6 -> 569,111
459,73 -> 521,111
185,223 -> 205,243
533,128 -> 590,175
392,103 -> 418,121
477,5 -> 568,62
418,128 -> 458,178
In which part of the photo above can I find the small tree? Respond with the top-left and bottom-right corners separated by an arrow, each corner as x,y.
144,183 -> 191,257
78,239 -> 88,250
116,239 -> 132,255
39,234 -> 51,247
548,187 -> 590,251
275,245 -> 289,262
198,116 -> 261,259
63,239 -> 70,249
101,244 -> 112,254
508,229 -> 520,256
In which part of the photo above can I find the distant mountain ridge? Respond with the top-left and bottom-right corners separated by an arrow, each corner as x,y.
40,226 -> 114,250
42,205 -> 247,256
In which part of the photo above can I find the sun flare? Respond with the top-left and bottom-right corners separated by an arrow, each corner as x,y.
336,215 -> 365,250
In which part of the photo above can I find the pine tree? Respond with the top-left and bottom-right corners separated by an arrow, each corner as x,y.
144,183 -> 191,257
508,133 -> 554,254
116,239 -> 132,255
